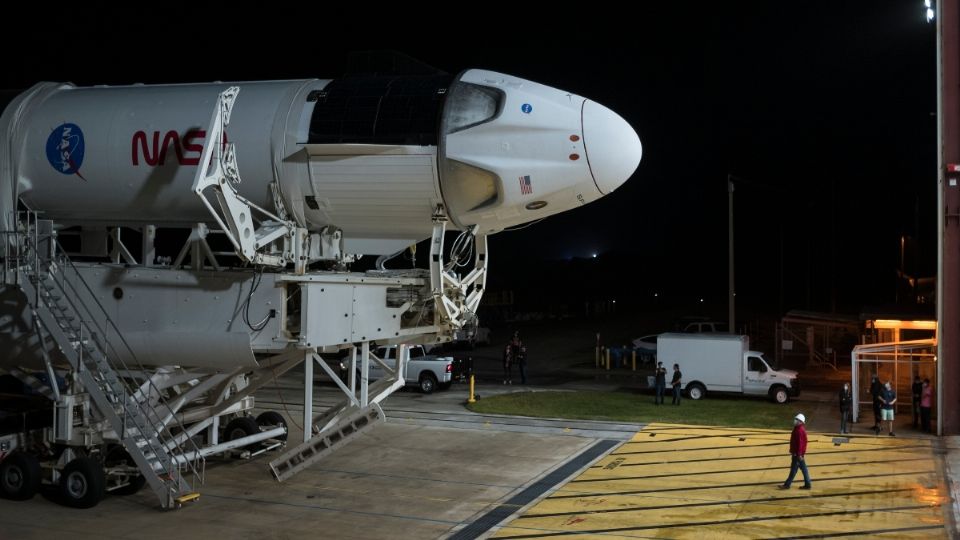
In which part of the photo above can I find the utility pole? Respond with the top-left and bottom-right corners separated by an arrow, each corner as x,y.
728,175 -> 735,334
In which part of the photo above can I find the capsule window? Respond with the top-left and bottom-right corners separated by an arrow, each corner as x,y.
441,159 -> 500,213
441,82 -> 503,135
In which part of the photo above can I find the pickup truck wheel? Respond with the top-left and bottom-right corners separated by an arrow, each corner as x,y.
687,383 -> 706,400
419,374 -> 437,394
770,386 -> 789,404
0,452 -> 41,501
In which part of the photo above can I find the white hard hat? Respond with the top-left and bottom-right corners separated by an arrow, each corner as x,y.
794,413 -> 806,423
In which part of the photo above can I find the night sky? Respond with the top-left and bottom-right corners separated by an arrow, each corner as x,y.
0,3 -> 938,318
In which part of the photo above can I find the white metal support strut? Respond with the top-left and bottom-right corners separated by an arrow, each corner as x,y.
190,87 -> 308,273
429,207 -> 488,339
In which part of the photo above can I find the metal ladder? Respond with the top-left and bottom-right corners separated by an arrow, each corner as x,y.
269,403 -> 383,482
7,216 -> 204,508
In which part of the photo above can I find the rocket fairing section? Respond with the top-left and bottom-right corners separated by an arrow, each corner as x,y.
1,70 -> 641,255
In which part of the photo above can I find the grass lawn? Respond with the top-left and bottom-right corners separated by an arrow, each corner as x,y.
467,390 -> 797,430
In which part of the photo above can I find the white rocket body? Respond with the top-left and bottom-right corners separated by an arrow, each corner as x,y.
2,70 -> 642,255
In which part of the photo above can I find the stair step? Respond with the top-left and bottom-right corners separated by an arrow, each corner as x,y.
174,492 -> 201,508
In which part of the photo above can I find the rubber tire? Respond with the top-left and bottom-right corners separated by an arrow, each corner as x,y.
256,411 -> 288,442
224,416 -> 260,442
0,452 -> 41,501
419,374 -> 437,394
59,457 -> 105,509
771,386 -> 789,404
687,383 -> 706,400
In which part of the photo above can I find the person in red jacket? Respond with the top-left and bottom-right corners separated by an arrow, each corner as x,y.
779,413 -> 812,490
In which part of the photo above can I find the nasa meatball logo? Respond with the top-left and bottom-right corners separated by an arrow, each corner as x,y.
521,103 -> 533,114
45,123 -> 86,180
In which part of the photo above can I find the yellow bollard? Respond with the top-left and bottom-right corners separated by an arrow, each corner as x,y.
468,374 -> 476,403
632,351 -> 636,371
605,349 -> 610,371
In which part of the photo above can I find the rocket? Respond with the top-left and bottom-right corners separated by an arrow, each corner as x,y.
0,69 -> 642,255
0,66 -> 643,509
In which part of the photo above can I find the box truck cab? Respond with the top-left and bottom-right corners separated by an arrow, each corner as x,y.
657,333 -> 800,403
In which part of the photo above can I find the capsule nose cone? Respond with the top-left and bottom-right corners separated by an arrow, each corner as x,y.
582,100 -> 642,194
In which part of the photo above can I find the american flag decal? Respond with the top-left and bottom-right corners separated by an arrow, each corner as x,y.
519,175 -> 533,195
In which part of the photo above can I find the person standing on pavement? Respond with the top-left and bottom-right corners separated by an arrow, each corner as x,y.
881,381 -> 897,436
779,413 -> 812,490
502,342 -> 513,385
510,331 -> 527,385
870,374 -> 883,434
654,362 -> 667,405
838,382 -> 852,434
920,378 -> 933,433
671,364 -> 682,405
911,375 -> 923,429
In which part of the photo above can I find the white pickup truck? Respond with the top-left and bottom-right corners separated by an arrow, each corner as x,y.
371,345 -> 454,394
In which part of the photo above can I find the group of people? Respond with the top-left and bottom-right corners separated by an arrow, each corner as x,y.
838,374 -> 934,435
653,362 -> 683,405
784,374 -> 936,492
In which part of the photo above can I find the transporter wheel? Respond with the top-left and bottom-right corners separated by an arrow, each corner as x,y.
686,383 -> 706,400
59,457 -> 105,509
225,416 -> 260,442
0,452 -> 41,501
256,411 -> 288,442
770,385 -> 790,404
419,373 -> 437,394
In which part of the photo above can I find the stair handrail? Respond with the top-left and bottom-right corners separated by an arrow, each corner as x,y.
16,214 -> 206,494
45,258 -> 206,488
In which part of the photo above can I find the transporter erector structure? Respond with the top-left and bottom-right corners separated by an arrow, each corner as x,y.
0,67 -> 641,508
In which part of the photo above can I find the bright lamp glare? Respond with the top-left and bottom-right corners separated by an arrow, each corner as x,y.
925,0 -> 931,7
927,7 -> 935,21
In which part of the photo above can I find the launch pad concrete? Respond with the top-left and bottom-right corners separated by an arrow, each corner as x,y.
0,382 -> 638,540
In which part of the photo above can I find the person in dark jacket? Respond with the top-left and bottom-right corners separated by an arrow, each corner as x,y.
671,364 -> 682,405
881,381 -> 897,436
839,383 -> 852,434
502,343 -> 512,385
779,413 -> 812,490
870,375 -> 883,434
911,375 -> 923,429
510,331 -> 527,385
654,362 -> 667,405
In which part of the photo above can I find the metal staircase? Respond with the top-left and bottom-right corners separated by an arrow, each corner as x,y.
6,215 -> 205,509
269,403 -> 383,482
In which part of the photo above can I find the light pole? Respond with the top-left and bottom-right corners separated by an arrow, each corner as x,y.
728,174 -> 735,334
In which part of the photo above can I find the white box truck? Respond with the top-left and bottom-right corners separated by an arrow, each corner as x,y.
657,333 -> 800,403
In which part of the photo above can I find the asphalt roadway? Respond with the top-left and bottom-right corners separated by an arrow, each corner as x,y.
0,376 -> 957,539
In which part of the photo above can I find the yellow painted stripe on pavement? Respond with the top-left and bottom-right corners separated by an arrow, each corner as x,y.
492,423 -> 948,539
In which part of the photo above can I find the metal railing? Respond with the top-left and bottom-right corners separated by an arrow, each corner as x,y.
3,211 -> 205,500
779,324 -> 837,371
